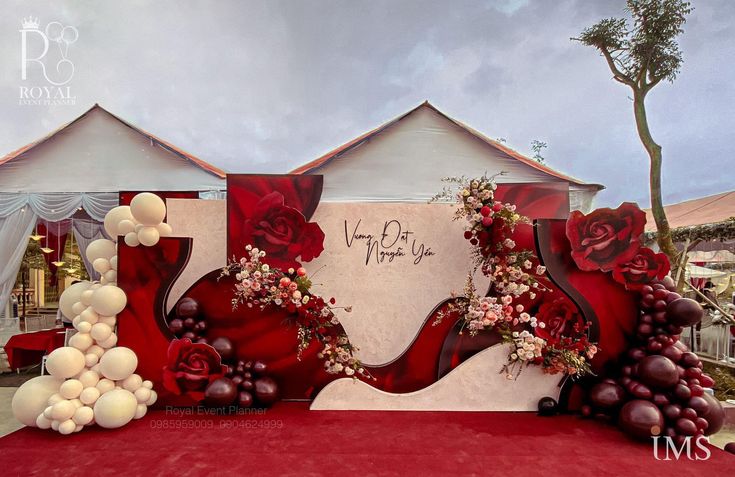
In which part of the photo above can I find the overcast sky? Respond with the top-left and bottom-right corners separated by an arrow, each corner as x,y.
1,0 -> 732,207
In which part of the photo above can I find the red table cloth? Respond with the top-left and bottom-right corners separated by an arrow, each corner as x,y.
4,329 -> 66,370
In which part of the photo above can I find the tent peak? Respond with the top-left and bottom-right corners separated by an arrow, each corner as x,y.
0,104 -> 226,179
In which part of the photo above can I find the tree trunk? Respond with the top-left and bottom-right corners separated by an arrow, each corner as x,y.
632,91 -> 680,275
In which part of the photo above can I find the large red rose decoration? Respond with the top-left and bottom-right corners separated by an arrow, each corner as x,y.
535,297 -> 584,344
242,191 -> 325,269
566,202 -> 646,272
162,338 -> 226,402
612,247 -> 670,290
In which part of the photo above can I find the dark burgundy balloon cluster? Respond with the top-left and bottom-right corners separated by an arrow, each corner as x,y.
204,336 -> 278,408
203,356 -> 280,409
169,297 -> 208,342
582,277 -> 726,444
170,297 -> 280,409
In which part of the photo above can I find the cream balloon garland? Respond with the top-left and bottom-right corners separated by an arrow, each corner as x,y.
12,193 -> 171,434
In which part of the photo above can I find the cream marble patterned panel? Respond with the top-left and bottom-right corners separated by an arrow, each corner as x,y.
310,344 -> 562,411
307,202 -> 490,365
165,199 -> 227,312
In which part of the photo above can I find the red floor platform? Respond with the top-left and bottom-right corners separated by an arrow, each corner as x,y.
0,403 -> 733,476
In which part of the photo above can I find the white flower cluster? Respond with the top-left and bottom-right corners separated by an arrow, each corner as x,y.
509,330 -> 546,362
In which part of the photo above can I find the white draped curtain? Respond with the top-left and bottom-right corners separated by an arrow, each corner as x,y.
0,192 -> 118,318
72,218 -> 108,281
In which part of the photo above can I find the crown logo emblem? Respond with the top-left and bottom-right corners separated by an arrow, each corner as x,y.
21,16 -> 39,29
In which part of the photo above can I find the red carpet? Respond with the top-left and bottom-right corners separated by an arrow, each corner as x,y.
0,403 -> 732,476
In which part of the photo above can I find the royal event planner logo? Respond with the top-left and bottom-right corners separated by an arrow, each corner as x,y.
18,16 -> 78,106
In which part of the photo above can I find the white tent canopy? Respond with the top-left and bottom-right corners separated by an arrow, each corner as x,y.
291,102 -> 603,211
686,263 -> 727,279
0,104 -> 226,318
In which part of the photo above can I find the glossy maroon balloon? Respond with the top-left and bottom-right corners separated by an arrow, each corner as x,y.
252,360 -> 268,375
238,391 -> 254,408
675,418 -> 697,436
660,276 -> 677,291
211,336 -> 235,362
724,442 -> 735,455
699,374 -> 715,388
660,345 -> 682,363
666,298 -> 704,327
168,318 -> 184,334
176,297 -> 200,319
203,377 -> 237,407
254,377 -> 279,405
618,400 -> 664,441
652,393 -> 670,407
638,355 -> 679,389
700,392 -> 726,435
663,404 -> 681,421
590,382 -> 626,409
681,407 -> 698,421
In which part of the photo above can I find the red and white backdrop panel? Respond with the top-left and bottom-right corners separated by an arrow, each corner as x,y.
117,176 -> 636,411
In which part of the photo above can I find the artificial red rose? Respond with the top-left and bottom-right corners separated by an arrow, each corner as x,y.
162,339 -> 226,402
566,202 -> 646,272
242,191 -> 325,269
535,297 -> 584,344
612,247 -> 670,291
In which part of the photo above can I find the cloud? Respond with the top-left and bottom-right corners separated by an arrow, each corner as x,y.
0,0 -> 732,207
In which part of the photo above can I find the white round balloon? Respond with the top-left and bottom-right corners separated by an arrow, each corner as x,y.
130,192 -> 166,226
58,419 -> 76,435
90,322 -> 113,342
99,347 -> 138,381
93,389 -> 138,429
91,285 -> 127,316
134,387 -> 151,404
96,378 -> 115,394
124,232 -> 140,247
36,414 -> 52,429
80,306 -> 98,324
51,400 -> 76,421
156,222 -> 173,237
71,301 -> 86,316
76,321 -> 92,334
97,333 -> 118,349
92,258 -> 111,274
109,256 -> 118,271
137,226 -> 160,247
59,379 -> 83,399
45,347 -> 85,379
98,315 -> 117,327
79,386 -> 101,405
58,281 -> 91,320
68,332 -> 93,352
104,270 -> 117,283
134,403 -> 148,419
80,290 -> 94,306
86,238 -> 116,263
121,374 -> 143,392
11,376 -> 63,426
145,389 -> 158,406
78,369 -> 100,388
72,406 -> 94,426
104,205 -> 134,239
117,219 -> 136,236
